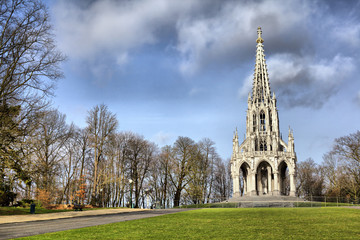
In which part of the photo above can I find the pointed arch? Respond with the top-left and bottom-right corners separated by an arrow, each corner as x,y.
256,161 -> 273,195
239,162 -> 251,196
278,160 -> 290,196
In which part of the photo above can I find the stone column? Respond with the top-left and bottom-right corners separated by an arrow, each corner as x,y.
250,172 -> 257,196
244,174 -> 247,195
273,172 -> 279,196
257,169 -> 262,194
233,174 -> 241,197
289,173 -> 296,197
246,173 -> 251,196
267,166 -> 272,194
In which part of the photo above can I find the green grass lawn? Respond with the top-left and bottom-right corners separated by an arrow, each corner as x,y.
18,208 -> 360,240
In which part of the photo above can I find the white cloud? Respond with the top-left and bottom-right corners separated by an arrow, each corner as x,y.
238,74 -> 253,98
189,87 -> 202,96
116,52 -> 128,66
309,55 -> 355,85
152,131 -> 172,146
332,24 -> 360,47
53,0 -> 203,59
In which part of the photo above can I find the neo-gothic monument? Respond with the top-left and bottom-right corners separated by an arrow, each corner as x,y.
231,27 -> 297,197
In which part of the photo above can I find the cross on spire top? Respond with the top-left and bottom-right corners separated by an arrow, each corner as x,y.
256,27 -> 264,43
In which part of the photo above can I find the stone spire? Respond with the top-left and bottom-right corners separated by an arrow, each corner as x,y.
252,27 -> 271,104
230,27 -> 297,198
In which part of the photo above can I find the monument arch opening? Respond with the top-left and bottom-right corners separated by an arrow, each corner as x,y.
256,161 -> 273,195
279,161 -> 290,196
239,162 -> 251,196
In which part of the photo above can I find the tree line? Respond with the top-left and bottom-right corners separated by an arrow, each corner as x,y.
2,103 -> 233,208
297,131 -> 360,203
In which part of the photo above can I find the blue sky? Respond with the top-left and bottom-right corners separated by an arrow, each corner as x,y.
48,0 -> 360,163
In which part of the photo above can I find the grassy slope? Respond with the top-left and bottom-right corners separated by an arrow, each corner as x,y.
19,208 -> 360,240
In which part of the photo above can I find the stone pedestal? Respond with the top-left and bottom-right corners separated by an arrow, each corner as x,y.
272,190 -> 280,196
250,190 -> 257,196
233,192 -> 241,198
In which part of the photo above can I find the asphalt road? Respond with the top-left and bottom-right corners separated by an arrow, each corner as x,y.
0,208 -> 194,240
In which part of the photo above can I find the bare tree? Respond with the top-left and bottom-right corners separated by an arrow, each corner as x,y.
125,133 -> 156,208
198,138 -> 217,203
321,153 -> 347,198
170,136 -> 197,207
112,132 -> 132,207
157,145 -> 172,208
75,128 -> 91,205
86,104 -> 118,205
296,158 -> 324,199
326,131 -> 360,201
58,124 -> 83,205
212,158 -> 230,202
0,0 -> 65,106
31,109 -> 72,202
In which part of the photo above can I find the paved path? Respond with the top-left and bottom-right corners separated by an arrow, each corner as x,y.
0,208 -> 145,224
343,206 -> 360,209
0,208 -> 194,240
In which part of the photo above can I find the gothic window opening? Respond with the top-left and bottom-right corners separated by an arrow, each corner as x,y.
260,111 -> 266,132
269,111 -> 272,132
259,138 -> 267,151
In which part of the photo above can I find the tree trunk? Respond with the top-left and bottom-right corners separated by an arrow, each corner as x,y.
173,188 -> 182,207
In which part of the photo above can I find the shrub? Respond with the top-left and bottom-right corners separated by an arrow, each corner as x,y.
0,183 -> 17,206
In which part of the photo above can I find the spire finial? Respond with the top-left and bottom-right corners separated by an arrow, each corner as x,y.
256,27 -> 264,43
